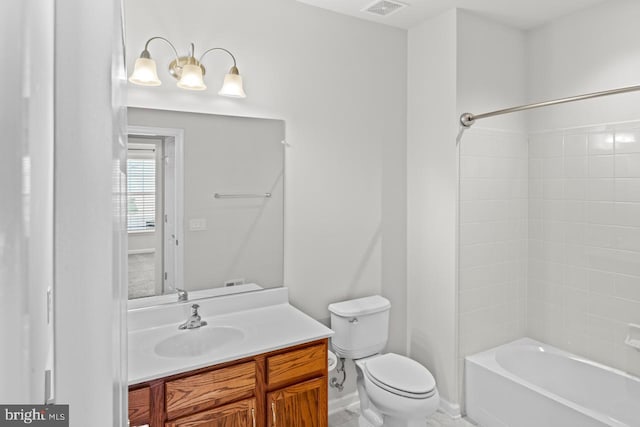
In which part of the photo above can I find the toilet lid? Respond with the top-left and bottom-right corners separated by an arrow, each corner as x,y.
364,353 -> 436,397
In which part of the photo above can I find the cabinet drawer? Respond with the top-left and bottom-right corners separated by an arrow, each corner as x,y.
165,361 -> 256,420
128,386 -> 150,426
165,398 -> 256,427
267,343 -> 326,388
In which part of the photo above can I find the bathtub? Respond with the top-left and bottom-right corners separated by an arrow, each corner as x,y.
465,338 -> 640,427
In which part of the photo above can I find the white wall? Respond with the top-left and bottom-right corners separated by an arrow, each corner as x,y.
457,10 -> 528,132
55,0 -> 128,424
407,9 -> 458,406
527,0 -> 640,130
0,0 -> 54,403
125,0 -> 408,348
408,9 -> 529,409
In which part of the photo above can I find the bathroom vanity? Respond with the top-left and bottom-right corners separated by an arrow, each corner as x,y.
127,288 -> 333,427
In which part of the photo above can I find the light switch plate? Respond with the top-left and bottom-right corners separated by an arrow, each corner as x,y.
189,218 -> 207,231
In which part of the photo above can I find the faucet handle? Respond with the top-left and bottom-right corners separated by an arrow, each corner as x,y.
191,304 -> 200,316
176,288 -> 188,302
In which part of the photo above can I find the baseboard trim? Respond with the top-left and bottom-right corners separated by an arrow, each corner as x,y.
328,392 -> 359,415
439,397 -> 461,419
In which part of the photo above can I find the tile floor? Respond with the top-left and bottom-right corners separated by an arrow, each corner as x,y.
128,253 -> 156,299
329,406 -> 476,427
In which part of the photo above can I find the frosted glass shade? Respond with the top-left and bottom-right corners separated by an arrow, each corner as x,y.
129,58 -> 161,86
218,72 -> 246,98
177,64 -> 207,90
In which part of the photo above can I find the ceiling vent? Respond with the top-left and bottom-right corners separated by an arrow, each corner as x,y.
362,0 -> 408,17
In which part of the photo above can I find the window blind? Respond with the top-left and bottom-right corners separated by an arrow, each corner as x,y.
127,156 -> 156,231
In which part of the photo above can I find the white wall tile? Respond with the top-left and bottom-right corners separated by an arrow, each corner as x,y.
587,247 -> 640,277
460,264 -> 506,291
564,222 -> 586,245
529,199 -> 543,219
564,156 -> 588,178
461,200 -> 510,223
563,200 -> 586,222
564,266 -> 589,290
562,287 -> 590,312
531,134 -> 563,157
615,202 -> 640,227
543,179 -> 564,199
585,224 -> 617,248
615,274 -> 640,302
587,201 -> 616,225
528,125 -> 640,376
587,179 -> 615,201
542,221 -> 565,243
615,227 -> 640,252
615,153 -> 640,178
615,179 -> 640,202
614,131 -> 640,154
542,200 -> 564,219
589,294 -> 640,325
529,158 -> 542,178
589,155 -> 615,178
541,157 -> 564,178
587,269 -> 617,296
459,129 -> 528,367
460,284 -> 509,313
529,179 -> 543,199
564,134 -> 588,156
564,179 -> 587,201
588,133 -> 614,155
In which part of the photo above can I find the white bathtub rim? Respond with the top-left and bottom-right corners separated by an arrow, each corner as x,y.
465,337 -> 638,427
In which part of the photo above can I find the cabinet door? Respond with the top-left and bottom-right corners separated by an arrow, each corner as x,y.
267,377 -> 327,427
165,398 -> 256,427
128,387 -> 150,426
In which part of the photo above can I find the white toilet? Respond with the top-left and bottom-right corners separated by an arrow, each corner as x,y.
329,295 -> 439,427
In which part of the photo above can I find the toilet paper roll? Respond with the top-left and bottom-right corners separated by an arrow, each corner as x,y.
328,350 -> 338,372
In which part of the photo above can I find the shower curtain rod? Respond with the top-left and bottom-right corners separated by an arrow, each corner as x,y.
459,84 -> 640,128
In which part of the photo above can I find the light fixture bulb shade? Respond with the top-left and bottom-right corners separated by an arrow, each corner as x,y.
129,57 -> 161,86
177,64 -> 207,90
218,72 -> 246,98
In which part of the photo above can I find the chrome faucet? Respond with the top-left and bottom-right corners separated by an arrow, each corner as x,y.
179,304 -> 207,330
176,288 -> 188,302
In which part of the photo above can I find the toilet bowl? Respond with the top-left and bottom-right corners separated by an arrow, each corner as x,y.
355,353 -> 439,427
328,295 -> 440,427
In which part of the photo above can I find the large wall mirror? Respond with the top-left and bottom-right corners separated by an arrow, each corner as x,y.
127,108 -> 284,301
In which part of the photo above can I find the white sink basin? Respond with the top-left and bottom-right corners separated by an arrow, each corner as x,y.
154,326 -> 244,358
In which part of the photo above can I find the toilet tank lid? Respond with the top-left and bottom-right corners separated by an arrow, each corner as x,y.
328,295 -> 390,317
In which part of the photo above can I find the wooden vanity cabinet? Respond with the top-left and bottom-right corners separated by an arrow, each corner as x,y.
128,339 -> 328,427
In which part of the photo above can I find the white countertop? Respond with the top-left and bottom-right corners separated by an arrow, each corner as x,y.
128,288 -> 334,385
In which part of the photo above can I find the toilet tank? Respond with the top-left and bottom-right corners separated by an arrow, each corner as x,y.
328,295 -> 390,359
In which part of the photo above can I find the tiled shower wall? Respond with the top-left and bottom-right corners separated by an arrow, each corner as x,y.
458,128 -> 529,394
528,123 -> 640,377
459,123 -> 640,385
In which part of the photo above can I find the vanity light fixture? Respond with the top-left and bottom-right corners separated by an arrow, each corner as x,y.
128,37 -> 246,98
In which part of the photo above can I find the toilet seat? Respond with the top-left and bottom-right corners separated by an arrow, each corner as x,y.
363,353 -> 437,399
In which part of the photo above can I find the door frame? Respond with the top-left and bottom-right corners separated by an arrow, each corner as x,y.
128,125 -> 184,294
